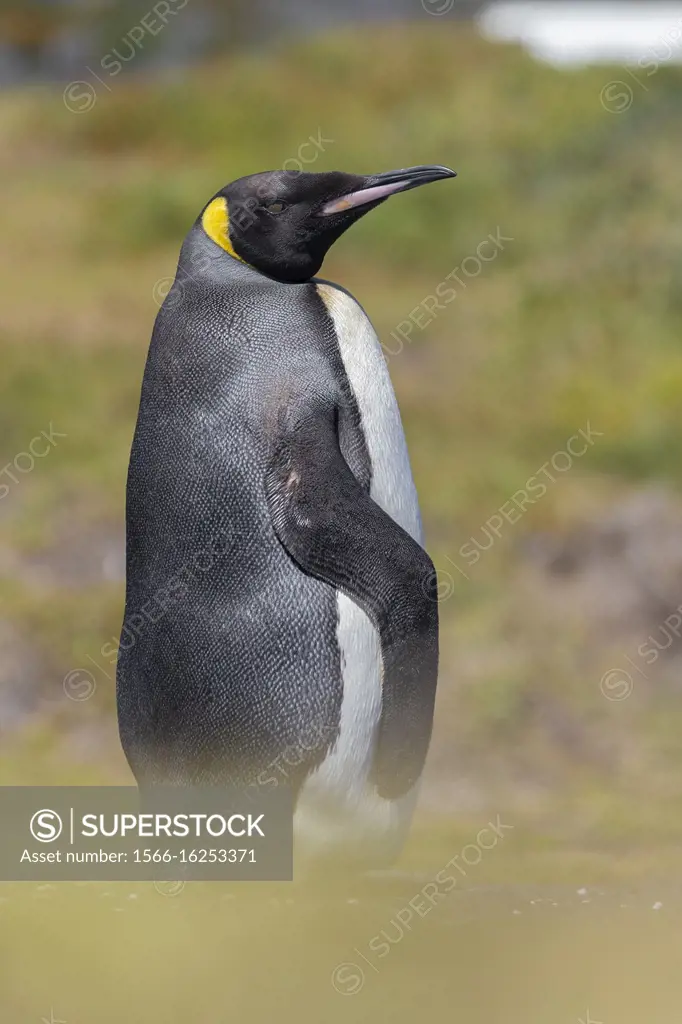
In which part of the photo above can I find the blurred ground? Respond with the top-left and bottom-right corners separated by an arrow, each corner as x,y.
2,23 -> 682,853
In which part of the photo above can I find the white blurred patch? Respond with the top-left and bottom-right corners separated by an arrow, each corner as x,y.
479,2 -> 682,67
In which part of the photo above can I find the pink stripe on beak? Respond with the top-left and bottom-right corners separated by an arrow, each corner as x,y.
321,180 -> 411,216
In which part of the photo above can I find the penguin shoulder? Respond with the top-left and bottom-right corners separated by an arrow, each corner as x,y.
312,278 -> 372,324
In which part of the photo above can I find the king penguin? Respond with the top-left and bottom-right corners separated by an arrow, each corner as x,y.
117,164 -> 456,868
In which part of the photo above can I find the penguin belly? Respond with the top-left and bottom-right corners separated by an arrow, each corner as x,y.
294,283 -> 425,867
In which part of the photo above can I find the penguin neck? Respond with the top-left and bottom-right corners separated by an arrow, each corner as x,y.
179,224 -> 265,284
180,224 -> 319,290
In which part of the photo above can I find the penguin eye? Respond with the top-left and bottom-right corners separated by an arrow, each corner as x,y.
264,201 -> 287,214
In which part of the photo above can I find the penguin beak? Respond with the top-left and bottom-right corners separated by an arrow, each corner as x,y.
321,165 -> 456,216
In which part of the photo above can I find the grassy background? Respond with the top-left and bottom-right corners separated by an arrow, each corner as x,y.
2,22 -> 682,849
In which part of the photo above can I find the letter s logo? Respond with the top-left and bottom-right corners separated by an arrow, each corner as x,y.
30,809 -> 63,843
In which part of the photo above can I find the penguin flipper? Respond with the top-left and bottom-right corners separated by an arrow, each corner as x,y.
266,397 -> 439,800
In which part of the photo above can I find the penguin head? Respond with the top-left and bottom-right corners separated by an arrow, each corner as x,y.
199,165 -> 456,284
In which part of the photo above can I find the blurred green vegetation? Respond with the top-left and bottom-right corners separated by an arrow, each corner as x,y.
2,22 -> 682,846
